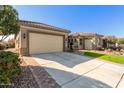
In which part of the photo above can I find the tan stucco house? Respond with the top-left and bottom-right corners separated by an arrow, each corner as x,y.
68,32 -> 104,50
15,20 -> 71,56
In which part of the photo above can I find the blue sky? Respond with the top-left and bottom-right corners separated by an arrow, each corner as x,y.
14,5 -> 124,37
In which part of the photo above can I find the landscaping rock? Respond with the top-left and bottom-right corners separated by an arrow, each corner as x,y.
11,61 -> 39,88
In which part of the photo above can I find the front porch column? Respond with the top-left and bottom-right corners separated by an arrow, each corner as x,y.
83,38 -> 85,49
77,38 -> 80,50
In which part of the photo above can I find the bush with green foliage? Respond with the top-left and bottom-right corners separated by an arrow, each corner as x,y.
120,44 -> 124,49
0,5 -> 20,42
0,51 -> 21,85
118,38 -> 124,44
106,35 -> 118,44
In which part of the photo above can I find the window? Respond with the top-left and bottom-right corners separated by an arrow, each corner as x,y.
68,38 -> 70,43
74,38 -> 76,42
71,39 -> 73,43
80,39 -> 83,45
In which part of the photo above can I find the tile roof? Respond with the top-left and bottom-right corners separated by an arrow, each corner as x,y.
19,20 -> 71,33
69,32 -> 103,37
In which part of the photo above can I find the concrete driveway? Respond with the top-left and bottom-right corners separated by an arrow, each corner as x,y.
32,52 -> 124,88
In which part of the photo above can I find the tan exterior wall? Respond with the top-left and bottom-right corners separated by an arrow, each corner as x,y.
68,35 -> 103,50
20,28 -> 28,48
16,25 -> 69,56
15,31 -> 21,53
78,37 -> 84,50
15,33 -> 19,49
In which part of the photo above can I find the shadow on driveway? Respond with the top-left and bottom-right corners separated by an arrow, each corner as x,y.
28,65 -> 112,88
32,52 -> 96,68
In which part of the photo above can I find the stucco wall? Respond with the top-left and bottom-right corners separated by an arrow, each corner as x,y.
17,25 -> 69,56
15,31 -> 21,51
68,36 -> 103,50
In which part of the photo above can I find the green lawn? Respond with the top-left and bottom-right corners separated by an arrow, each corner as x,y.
84,51 -> 124,64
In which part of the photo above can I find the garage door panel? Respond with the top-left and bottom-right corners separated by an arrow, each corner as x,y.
29,33 -> 63,54
85,40 -> 92,50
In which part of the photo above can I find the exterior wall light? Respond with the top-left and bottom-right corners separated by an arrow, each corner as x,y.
23,33 -> 26,39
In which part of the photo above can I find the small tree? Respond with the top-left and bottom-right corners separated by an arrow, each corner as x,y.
106,35 -> 118,44
118,38 -> 124,44
0,5 -> 20,42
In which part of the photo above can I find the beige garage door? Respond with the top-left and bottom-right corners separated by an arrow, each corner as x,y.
84,39 -> 92,50
29,33 -> 63,54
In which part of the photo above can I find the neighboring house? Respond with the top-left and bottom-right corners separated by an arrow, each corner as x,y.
15,20 -> 71,56
68,32 -> 104,50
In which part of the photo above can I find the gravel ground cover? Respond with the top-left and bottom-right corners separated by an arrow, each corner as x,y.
11,57 -> 60,88
1,49 -> 60,88
11,61 -> 39,88
23,57 -> 60,88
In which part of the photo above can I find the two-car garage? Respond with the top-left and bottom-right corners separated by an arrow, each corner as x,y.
17,20 -> 70,56
29,33 -> 64,54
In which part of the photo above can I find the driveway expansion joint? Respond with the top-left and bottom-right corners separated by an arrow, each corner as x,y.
83,62 -> 105,75
115,73 -> 124,88
30,52 -> 124,88
61,62 -> 105,86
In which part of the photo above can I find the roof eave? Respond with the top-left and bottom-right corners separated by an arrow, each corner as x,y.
19,20 -> 71,33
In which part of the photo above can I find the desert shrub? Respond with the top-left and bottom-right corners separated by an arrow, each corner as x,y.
0,51 -> 21,85
6,43 -> 15,49
118,38 -> 124,44
0,44 -> 5,50
120,44 -> 124,49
